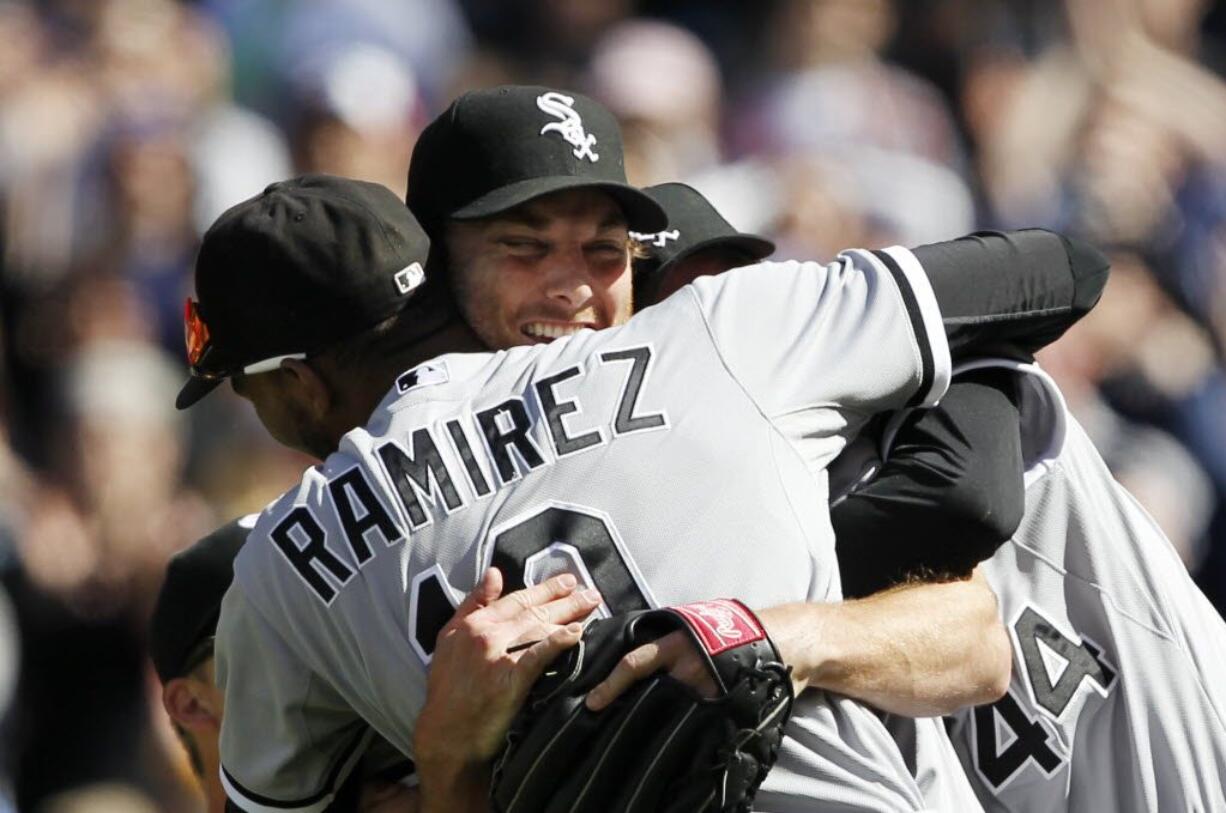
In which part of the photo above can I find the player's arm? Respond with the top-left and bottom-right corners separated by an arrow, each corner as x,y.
411,570 -> 600,813
587,372 -> 1024,717
793,369 -> 1027,715
917,229 -> 1109,361
216,585 -> 373,813
691,229 -> 1108,430
763,569 -> 1011,716
833,367 -> 1026,598
585,570 -> 1011,718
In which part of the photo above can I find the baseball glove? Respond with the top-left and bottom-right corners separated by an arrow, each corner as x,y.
491,599 -> 794,813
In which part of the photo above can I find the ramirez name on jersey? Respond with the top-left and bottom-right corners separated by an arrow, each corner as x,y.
269,346 -> 667,605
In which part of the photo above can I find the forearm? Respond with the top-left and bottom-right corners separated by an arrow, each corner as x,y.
772,572 -> 1011,716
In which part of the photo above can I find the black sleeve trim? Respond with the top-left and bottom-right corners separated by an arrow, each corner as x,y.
221,726 -> 370,811
870,249 -> 937,407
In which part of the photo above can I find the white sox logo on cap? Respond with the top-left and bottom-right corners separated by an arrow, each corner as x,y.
536,91 -> 599,163
629,229 -> 681,248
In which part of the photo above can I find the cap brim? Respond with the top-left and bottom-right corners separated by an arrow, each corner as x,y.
451,177 -> 668,232
176,375 -> 223,410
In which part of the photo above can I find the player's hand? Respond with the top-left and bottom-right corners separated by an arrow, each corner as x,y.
585,602 -> 814,711
413,568 -> 602,768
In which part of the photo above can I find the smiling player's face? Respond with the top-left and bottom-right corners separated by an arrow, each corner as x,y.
443,189 -> 634,351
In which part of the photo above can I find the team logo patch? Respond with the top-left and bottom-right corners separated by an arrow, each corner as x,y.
397,360 -> 450,393
629,229 -> 681,249
672,599 -> 764,655
393,262 -> 425,295
536,92 -> 599,162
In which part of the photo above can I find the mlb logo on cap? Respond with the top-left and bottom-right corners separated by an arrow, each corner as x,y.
394,262 -> 426,295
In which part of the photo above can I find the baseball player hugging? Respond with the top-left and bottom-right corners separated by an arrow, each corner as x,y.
171,86 -> 1127,813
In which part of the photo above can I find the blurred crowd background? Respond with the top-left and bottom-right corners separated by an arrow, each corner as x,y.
1,0 -> 1226,809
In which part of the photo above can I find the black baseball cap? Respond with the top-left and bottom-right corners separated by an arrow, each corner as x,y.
149,517 -> 252,683
633,183 -> 775,271
176,175 -> 432,409
406,85 -> 667,234
632,183 -> 775,302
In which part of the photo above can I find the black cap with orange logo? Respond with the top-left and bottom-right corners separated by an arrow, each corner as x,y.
176,175 -> 432,409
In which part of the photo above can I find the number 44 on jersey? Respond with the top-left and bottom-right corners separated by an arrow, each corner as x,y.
972,605 -> 1117,790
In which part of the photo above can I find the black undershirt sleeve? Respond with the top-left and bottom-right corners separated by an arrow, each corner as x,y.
913,229 -> 1110,361
832,368 -> 1026,599
828,230 -> 1105,597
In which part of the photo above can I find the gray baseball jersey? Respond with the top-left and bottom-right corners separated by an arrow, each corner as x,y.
871,360 -> 1226,812
215,248 -> 967,812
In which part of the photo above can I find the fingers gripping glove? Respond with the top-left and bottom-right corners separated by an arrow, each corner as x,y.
491,599 -> 795,813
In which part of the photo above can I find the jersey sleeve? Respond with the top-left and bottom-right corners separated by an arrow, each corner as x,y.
687,247 -> 951,421
215,583 -> 373,813
915,229 -> 1110,361
832,368 -> 1026,598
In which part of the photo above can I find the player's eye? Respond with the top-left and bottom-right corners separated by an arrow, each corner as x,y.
500,237 -> 548,253
587,241 -> 626,258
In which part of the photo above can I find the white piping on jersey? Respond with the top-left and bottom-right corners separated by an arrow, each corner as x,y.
878,357 -> 1069,488
408,564 -> 465,664
879,245 -> 953,409
842,247 -> 951,412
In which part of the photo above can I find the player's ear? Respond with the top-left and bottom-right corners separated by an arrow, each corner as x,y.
280,357 -> 333,419
163,678 -> 221,732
